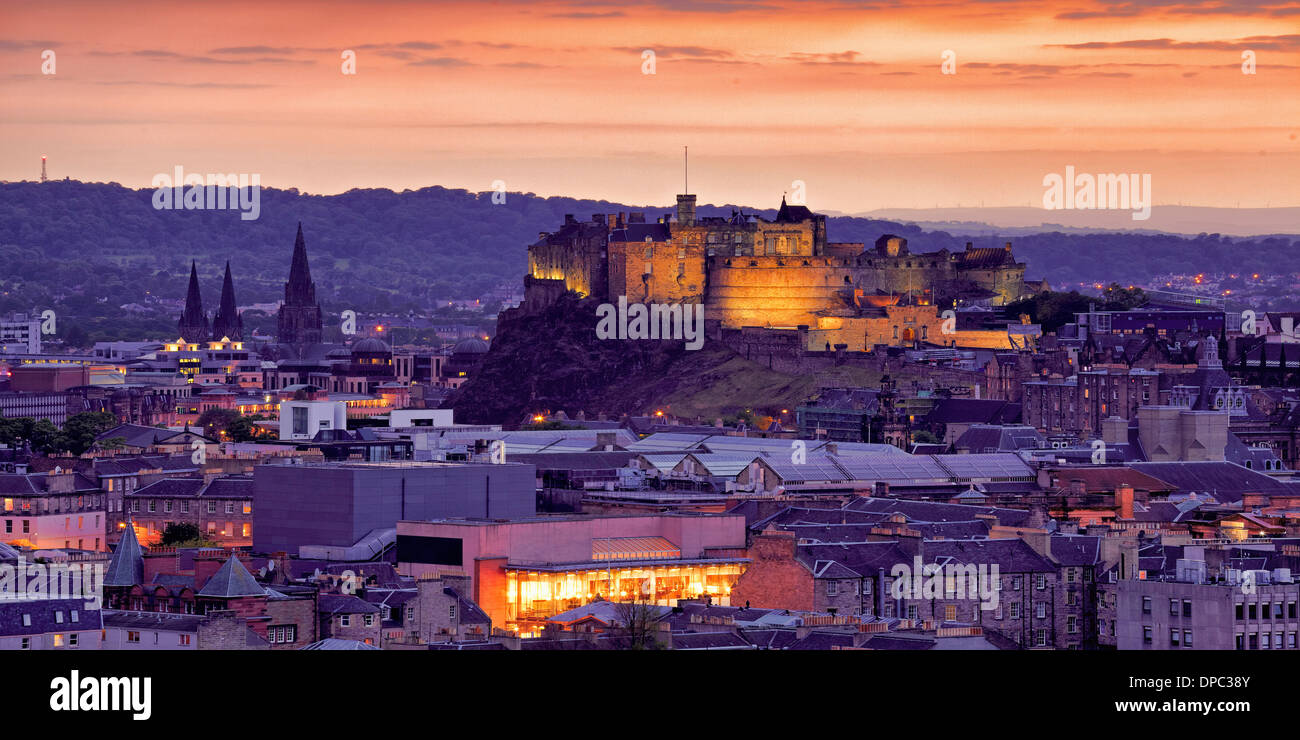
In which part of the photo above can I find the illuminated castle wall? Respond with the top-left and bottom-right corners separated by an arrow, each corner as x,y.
524,193 -> 1033,334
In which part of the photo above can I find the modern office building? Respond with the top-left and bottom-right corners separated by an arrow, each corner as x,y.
252,461 -> 536,554
396,513 -> 748,634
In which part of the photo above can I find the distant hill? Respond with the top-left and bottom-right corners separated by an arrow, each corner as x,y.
853,205 -> 1300,238
1,180 -> 1298,343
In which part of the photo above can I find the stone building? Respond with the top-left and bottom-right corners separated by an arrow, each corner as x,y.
276,223 -> 324,348
519,192 -> 1035,332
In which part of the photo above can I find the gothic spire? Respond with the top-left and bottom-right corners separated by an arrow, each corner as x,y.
277,222 -> 324,345
211,260 -> 243,341
177,260 -> 209,343
285,221 -> 316,306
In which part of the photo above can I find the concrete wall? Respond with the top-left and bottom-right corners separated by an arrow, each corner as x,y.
253,461 -> 538,553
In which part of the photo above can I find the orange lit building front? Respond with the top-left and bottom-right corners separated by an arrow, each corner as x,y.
397,515 -> 749,635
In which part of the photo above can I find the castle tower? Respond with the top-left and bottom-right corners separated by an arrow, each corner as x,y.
676,193 -> 697,226
276,222 -> 324,346
177,261 -> 210,343
211,261 -> 244,341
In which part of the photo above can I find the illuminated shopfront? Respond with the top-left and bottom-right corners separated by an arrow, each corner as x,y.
504,560 -> 746,632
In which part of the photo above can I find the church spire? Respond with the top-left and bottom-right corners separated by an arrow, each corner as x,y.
177,260 -> 209,343
285,222 -> 315,306
211,260 -> 243,341
276,222 -> 324,346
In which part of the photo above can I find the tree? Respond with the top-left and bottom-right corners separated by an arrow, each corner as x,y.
62,323 -> 91,349
609,581 -> 666,650
226,414 -> 266,442
62,411 -> 118,454
160,522 -> 216,547
196,408 -> 241,439
911,430 -> 941,445
1101,283 -> 1147,311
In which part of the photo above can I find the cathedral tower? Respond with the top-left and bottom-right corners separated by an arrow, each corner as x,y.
211,261 -> 244,341
276,223 -> 324,346
177,261 -> 210,343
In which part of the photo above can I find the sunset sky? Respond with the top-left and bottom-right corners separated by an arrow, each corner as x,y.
2,0 -> 1297,212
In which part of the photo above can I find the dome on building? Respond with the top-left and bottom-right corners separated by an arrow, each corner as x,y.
351,336 -> 391,354
452,337 -> 490,354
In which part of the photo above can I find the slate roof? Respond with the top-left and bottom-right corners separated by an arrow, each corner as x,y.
197,555 -> 267,598
1129,461 -> 1293,504
129,476 -> 253,499
1044,466 -> 1175,494
0,598 -> 101,637
796,541 -> 911,577
954,424 -> 1045,453
1049,535 -> 1101,566
738,628 -> 801,649
923,538 -> 1057,572
845,497 -> 1031,526
300,638 -> 380,650
104,521 -> 145,587
0,472 -> 100,495
91,454 -> 200,477
151,573 -> 196,590
787,631 -> 856,650
860,635 -> 936,650
96,423 -> 214,448
506,452 -> 637,470
102,610 -> 203,632
446,587 -> 491,625
670,631 -> 754,650
427,640 -> 508,650
609,223 -> 671,242
317,593 -> 381,615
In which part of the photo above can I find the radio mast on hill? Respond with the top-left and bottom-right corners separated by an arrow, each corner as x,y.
40,155 -> 47,183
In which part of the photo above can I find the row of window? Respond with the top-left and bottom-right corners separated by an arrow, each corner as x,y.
130,499 -> 251,515
130,521 -> 251,538
1142,627 -> 1196,647
3,495 -> 102,513
21,633 -> 82,649
125,630 -> 192,646
1236,632 -> 1299,650
834,573 -> 1054,597
1235,601 -> 1298,621
338,614 -> 376,628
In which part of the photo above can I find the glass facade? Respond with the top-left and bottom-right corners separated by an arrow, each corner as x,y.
504,562 -> 745,629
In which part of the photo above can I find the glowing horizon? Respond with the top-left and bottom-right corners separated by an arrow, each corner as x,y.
2,0 -> 1297,211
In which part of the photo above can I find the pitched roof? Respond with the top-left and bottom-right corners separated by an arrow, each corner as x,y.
104,522 -> 145,587
300,638 -> 380,650
1044,466 -> 1175,494
0,599 -> 102,637
318,593 -> 381,615
1128,461 -> 1292,504
197,555 -> 266,598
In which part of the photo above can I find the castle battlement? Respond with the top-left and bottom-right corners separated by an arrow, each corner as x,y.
522,192 -> 1036,351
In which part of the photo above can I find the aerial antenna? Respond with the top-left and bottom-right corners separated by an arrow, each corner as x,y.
41,155 -> 47,183
683,146 -> 688,194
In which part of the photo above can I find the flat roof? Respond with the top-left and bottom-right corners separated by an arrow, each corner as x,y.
504,556 -> 750,572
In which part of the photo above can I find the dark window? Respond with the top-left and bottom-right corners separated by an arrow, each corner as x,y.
395,535 -> 463,566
